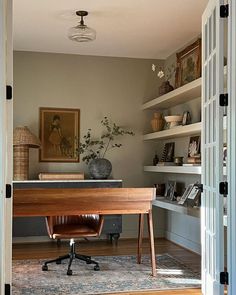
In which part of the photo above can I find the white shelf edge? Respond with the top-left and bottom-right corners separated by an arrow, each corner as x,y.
153,197 -> 200,218
141,78 -> 201,110
143,122 -> 201,141
144,165 -> 201,175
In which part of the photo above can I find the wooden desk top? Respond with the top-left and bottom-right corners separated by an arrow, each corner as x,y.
13,187 -> 155,217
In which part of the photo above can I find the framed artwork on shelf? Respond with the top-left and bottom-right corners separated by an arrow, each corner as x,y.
39,107 -> 80,162
178,184 -> 194,205
161,142 -> 175,162
175,38 -> 201,88
188,136 -> 201,158
186,184 -> 201,207
164,181 -> 176,201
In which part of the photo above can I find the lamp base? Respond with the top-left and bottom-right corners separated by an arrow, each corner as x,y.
13,145 -> 29,180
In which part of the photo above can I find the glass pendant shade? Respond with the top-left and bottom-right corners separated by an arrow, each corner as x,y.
68,24 -> 96,42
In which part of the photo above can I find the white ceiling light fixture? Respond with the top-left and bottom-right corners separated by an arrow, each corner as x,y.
68,10 -> 96,42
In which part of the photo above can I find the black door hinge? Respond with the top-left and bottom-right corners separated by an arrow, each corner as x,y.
6,184 -> 12,199
219,182 -> 228,195
220,4 -> 229,18
195,183 -> 203,193
220,93 -> 228,106
220,271 -> 229,285
6,85 -> 12,100
5,283 -> 11,295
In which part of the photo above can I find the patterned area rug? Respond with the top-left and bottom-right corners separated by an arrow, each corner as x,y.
13,254 -> 201,295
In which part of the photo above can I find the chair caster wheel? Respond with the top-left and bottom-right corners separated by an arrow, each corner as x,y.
56,260 -> 61,264
86,260 -> 92,264
42,265 -> 48,271
94,265 -> 100,271
67,270 -> 73,276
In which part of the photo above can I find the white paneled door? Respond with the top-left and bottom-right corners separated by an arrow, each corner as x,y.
202,0 -> 226,295
0,0 -> 13,294
227,1 -> 236,295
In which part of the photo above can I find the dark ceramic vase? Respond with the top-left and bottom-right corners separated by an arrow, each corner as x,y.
88,158 -> 112,179
159,81 -> 174,96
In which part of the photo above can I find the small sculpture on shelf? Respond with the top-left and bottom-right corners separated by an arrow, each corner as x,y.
174,156 -> 183,166
152,152 -> 159,166
151,112 -> 164,132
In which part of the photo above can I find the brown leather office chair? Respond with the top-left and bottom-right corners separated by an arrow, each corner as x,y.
42,214 -> 104,275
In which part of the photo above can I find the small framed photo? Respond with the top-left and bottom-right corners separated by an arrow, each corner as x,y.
182,111 -> 191,126
161,142 -> 175,162
178,184 -> 194,205
175,38 -> 201,88
188,136 -> 201,158
187,184 -> 201,207
164,181 -> 176,201
39,107 -> 80,162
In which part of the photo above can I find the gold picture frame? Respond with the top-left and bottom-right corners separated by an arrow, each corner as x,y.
175,38 -> 201,88
39,107 -> 80,162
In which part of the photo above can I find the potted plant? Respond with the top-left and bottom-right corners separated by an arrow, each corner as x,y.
152,63 -> 176,95
78,117 -> 134,179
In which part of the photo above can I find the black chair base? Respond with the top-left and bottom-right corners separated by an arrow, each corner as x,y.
42,239 -> 100,275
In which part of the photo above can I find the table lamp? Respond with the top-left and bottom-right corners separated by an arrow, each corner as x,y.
13,126 -> 41,180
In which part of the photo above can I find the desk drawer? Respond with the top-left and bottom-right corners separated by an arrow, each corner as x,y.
102,215 -> 122,234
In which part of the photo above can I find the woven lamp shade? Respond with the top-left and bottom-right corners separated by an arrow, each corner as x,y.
13,126 -> 40,180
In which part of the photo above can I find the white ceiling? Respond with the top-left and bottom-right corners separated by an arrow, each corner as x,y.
13,0 -> 208,59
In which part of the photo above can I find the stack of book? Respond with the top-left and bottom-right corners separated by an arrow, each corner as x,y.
38,172 -> 84,180
184,156 -> 201,166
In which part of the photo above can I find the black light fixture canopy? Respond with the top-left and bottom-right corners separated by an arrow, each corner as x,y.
68,10 -> 96,42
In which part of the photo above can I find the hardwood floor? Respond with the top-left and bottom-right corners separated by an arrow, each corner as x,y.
13,238 -> 201,295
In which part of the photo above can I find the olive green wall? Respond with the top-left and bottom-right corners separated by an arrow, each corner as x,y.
13,51 -> 165,240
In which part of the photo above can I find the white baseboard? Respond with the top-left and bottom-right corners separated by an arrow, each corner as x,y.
165,231 -> 201,254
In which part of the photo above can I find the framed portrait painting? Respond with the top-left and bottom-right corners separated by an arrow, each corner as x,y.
39,107 -> 80,162
175,38 -> 201,88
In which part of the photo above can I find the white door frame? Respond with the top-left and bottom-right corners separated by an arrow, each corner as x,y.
0,0 -> 13,293
201,0 -> 225,294
227,1 -> 236,294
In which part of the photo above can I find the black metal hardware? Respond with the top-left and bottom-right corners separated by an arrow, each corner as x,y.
219,182 -> 228,195
6,85 -> 12,100
220,93 -> 228,106
220,4 -> 229,18
220,271 -> 229,285
6,184 -> 12,199
195,183 -> 203,193
5,284 -> 11,295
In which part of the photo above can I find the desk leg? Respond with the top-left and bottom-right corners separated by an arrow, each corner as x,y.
137,213 -> 144,264
147,210 -> 157,277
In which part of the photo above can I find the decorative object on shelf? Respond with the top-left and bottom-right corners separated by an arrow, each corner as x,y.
174,156 -> 184,166
175,38 -> 201,88
151,112 -> 164,132
178,183 -> 201,207
79,117 -> 134,179
152,152 -> 159,166
164,115 -> 183,129
154,183 -> 165,196
39,107 -> 80,162
160,142 -> 175,162
13,126 -> 41,180
68,11 -> 96,42
182,111 -> 191,125
151,63 -> 175,95
187,136 -> 201,164
159,81 -> 174,96
164,181 -> 176,201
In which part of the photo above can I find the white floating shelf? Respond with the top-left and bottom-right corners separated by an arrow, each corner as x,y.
143,122 -> 201,141
144,165 -> 201,175
153,197 -> 200,218
142,78 -> 201,110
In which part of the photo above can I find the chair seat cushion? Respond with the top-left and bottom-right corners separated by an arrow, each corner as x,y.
52,224 -> 98,239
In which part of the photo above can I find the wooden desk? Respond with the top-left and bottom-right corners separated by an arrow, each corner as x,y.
13,185 -> 157,276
